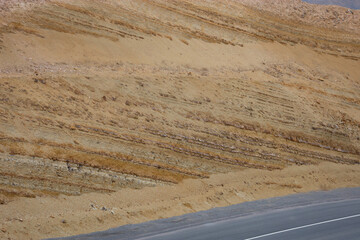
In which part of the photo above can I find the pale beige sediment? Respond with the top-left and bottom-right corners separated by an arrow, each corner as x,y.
0,162 -> 359,240
0,0 -> 359,239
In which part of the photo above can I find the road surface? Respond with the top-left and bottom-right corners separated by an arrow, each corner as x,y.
52,187 -> 360,240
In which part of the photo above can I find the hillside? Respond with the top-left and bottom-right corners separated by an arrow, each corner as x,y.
0,0 -> 359,239
1,0 -> 360,201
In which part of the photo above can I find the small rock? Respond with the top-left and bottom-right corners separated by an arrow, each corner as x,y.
33,78 -> 46,84
61,219 -> 67,224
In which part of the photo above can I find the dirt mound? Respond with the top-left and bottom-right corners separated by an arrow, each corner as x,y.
0,0 -> 359,239
1,0 -> 359,202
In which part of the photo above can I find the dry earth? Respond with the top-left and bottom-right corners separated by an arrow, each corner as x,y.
0,0 -> 359,239
1,163 -> 360,240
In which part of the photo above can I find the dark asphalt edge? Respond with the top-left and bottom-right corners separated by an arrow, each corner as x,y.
47,187 -> 360,240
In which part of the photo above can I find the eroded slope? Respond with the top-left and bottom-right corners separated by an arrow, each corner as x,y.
0,0 -> 359,203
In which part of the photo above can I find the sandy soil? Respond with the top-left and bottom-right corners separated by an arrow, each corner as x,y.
0,0 -> 359,239
0,162 -> 359,240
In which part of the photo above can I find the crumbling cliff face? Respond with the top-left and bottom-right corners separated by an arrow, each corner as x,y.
0,0 -> 359,203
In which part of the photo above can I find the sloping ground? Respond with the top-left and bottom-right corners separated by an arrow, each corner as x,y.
1,163 -> 360,239
0,0 -> 359,204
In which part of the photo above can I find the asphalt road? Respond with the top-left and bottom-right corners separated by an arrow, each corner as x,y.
137,199 -> 360,240
53,187 -> 360,240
